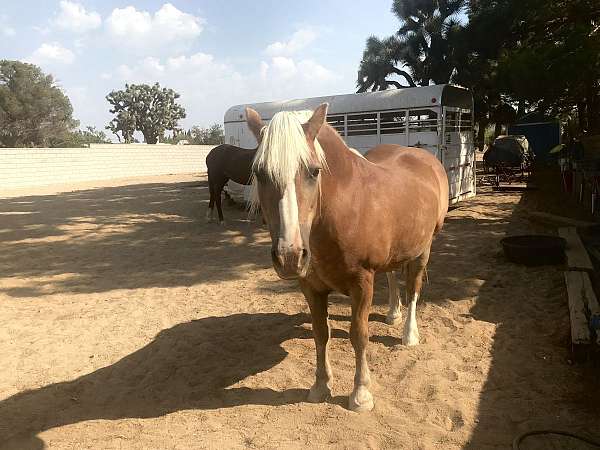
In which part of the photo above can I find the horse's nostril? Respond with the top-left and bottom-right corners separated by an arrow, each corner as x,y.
301,248 -> 309,262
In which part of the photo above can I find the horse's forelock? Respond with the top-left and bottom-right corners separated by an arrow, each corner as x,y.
249,110 -> 327,212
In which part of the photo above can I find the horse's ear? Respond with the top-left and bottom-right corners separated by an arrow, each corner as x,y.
245,107 -> 264,142
306,103 -> 328,141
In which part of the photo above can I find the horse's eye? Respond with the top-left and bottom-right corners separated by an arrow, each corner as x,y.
308,167 -> 321,179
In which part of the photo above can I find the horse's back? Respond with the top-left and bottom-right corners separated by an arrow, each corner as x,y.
206,144 -> 250,165
365,144 -> 448,231
206,144 -> 257,185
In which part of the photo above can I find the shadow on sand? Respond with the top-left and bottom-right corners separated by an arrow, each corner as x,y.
2,173 -> 599,448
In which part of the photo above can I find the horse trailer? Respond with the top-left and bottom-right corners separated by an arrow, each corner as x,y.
224,84 -> 476,204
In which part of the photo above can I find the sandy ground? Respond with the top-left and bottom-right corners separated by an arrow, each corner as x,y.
0,174 -> 599,450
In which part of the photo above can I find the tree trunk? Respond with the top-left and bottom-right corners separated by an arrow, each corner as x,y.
391,68 -> 416,87
494,122 -> 503,138
476,119 -> 488,151
577,101 -> 587,134
142,131 -> 158,144
516,100 -> 526,120
586,87 -> 600,134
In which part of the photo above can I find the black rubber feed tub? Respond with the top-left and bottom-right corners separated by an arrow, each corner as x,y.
501,235 -> 566,266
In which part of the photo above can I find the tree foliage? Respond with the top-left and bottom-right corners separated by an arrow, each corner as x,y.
165,123 -> 225,145
357,0 -> 600,138
61,126 -> 111,147
106,83 -> 186,144
357,0 -> 466,91
494,0 -> 600,133
0,60 -> 78,148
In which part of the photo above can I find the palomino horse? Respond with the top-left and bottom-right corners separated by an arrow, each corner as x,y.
205,144 -> 256,223
246,105 -> 448,412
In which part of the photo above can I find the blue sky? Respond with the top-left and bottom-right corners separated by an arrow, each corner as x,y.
0,1 -> 403,137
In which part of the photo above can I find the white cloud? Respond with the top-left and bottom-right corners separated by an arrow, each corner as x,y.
73,38 -> 86,49
111,52 -> 243,129
262,57 -> 336,83
1,15 -> 16,37
53,1 -> 101,33
32,25 -> 52,35
246,55 -> 342,110
102,51 -> 341,130
28,42 -> 76,65
265,28 -> 318,56
106,3 -> 204,51
269,56 -> 297,78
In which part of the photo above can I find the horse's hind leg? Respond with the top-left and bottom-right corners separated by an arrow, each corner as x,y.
206,180 -> 215,223
403,244 -> 431,346
300,281 -> 333,403
348,271 -> 375,412
385,271 -> 402,325
215,180 -> 227,224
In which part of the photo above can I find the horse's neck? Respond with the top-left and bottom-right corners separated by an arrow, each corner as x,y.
319,126 -> 355,179
314,126 -> 366,228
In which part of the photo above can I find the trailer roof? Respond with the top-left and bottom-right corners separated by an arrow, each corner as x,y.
224,84 -> 471,123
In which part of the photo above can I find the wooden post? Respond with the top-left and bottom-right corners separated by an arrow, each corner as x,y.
564,271 -> 592,361
559,227 -> 594,272
581,272 -> 600,344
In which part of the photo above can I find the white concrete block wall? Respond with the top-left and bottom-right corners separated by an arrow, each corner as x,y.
0,144 -> 215,189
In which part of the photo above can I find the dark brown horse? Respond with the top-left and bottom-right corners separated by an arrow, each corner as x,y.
246,105 -> 448,412
205,144 -> 256,223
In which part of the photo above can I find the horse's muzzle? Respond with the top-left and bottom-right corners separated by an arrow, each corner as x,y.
271,247 -> 310,279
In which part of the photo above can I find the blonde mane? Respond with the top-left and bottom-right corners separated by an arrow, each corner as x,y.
249,110 -> 327,211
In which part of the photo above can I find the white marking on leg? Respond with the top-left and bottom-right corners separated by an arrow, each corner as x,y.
403,292 -> 420,346
349,350 -> 373,412
206,207 -> 214,222
308,341 -> 333,402
385,272 -> 402,325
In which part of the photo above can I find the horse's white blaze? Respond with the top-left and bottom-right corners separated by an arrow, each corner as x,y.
403,292 -> 420,346
278,181 -> 302,251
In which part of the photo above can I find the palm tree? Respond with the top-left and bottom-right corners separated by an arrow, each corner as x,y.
357,36 -> 416,92
357,0 -> 466,92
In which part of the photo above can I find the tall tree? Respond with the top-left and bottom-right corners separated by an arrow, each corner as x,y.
357,0 -> 466,92
0,60 -> 77,147
106,83 -> 186,144
450,3 -> 519,144
494,0 -> 600,132
357,36 -> 416,92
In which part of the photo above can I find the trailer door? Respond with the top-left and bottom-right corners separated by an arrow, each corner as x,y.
442,107 -> 476,201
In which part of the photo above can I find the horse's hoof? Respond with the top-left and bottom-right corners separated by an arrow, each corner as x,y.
385,313 -> 402,326
218,220 -> 225,226
348,387 -> 374,412
403,330 -> 420,346
307,381 -> 332,403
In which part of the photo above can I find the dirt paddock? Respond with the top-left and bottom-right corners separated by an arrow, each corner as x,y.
1,174 -> 599,449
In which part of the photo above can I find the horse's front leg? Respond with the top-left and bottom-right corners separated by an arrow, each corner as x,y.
349,271 -> 375,412
300,281 -> 333,403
